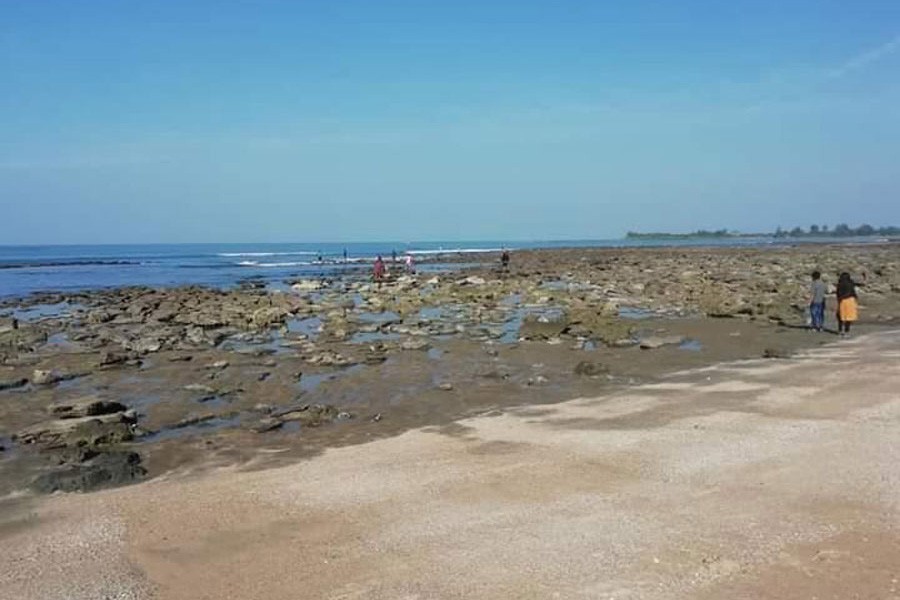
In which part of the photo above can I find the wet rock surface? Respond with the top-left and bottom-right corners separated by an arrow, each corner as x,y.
30,450 -> 145,493
1,243 -> 898,494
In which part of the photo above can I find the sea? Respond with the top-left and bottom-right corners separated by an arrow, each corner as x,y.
0,237 -> 869,299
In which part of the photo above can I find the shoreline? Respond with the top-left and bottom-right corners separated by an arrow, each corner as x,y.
1,243 -> 898,498
2,238 -> 897,302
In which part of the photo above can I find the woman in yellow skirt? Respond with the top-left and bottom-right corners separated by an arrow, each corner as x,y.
836,272 -> 859,336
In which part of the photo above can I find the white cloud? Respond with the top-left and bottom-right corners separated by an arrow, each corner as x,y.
828,33 -> 900,79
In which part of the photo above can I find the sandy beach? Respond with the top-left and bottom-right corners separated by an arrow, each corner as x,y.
2,328 -> 899,599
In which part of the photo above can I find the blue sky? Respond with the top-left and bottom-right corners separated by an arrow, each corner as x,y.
1,1 -> 898,243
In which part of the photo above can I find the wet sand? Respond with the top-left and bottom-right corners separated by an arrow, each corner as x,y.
2,330 -> 899,599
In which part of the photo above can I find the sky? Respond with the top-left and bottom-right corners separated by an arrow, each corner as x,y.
1,0 -> 899,244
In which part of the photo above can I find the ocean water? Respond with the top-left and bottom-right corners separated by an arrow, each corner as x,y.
0,237 -> 799,299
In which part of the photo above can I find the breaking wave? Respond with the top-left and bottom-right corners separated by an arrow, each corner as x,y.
218,251 -> 319,258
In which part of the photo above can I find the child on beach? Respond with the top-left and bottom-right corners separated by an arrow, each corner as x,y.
836,272 -> 860,337
808,271 -> 826,332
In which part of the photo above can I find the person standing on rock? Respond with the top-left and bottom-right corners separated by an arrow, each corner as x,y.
808,271 -> 826,332
374,255 -> 386,288
836,272 -> 859,337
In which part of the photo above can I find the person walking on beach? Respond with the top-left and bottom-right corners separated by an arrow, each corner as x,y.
405,253 -> 416,274
373,255 -> 386,288
836,272 -> 859,337
392,249 -> 397,263
343,248 -> 348,263
501,249 -> 510,271
808,271 -> 826,332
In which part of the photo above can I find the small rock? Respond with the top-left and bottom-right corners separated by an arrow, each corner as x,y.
99,351 -> 130,367
276,403 -> 339,427
291,280 -> 324,293
639,335 -> 685,350
762,348 -> 791,359
573,361 -> 608,377
171,413 -> 222,429
401,339 -> 431,351
527,375 -> 549,386
184,383 -> 216,394
49,397 -> 127,419
32,369 -> 66,386
206,360 -> 229,370
365,352 -> 388,365
0,377 -> 28,391
439,383 -> 454,391
371,413 -> 383,422
252,418 -> 284,433
132,338 -> 162,354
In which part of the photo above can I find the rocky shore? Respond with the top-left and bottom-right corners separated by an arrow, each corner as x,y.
1,243 -> 898,495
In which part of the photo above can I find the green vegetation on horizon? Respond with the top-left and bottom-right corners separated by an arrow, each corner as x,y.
626,224 -> 900,240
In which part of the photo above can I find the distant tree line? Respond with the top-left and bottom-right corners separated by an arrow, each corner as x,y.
626,224 -> 899,239
773,224 -> 900,238
625,229 -> 739,239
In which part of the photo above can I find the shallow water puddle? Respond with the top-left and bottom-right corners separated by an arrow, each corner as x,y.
679,339 -> 703,351
297,364 -> 366,394
0,435 -> 17,459
619,306 -> 656,320
12,301 -> 85,322
350,331 -> 401,344
287,316 -> 323,340
501,293 -> 522,306
47,332 -> 69,344
355,311 -> 401,324
220,331 -> 296,356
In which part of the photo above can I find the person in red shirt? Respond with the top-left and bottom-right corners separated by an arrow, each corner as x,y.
373,255 -> 386,288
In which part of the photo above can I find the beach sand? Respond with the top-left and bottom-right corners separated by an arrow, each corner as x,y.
2,330 -> 899,599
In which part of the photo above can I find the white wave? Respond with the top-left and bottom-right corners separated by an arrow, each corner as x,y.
219,251 -> 319,257
406,247 -> 506,255
237,260 -> 315,267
